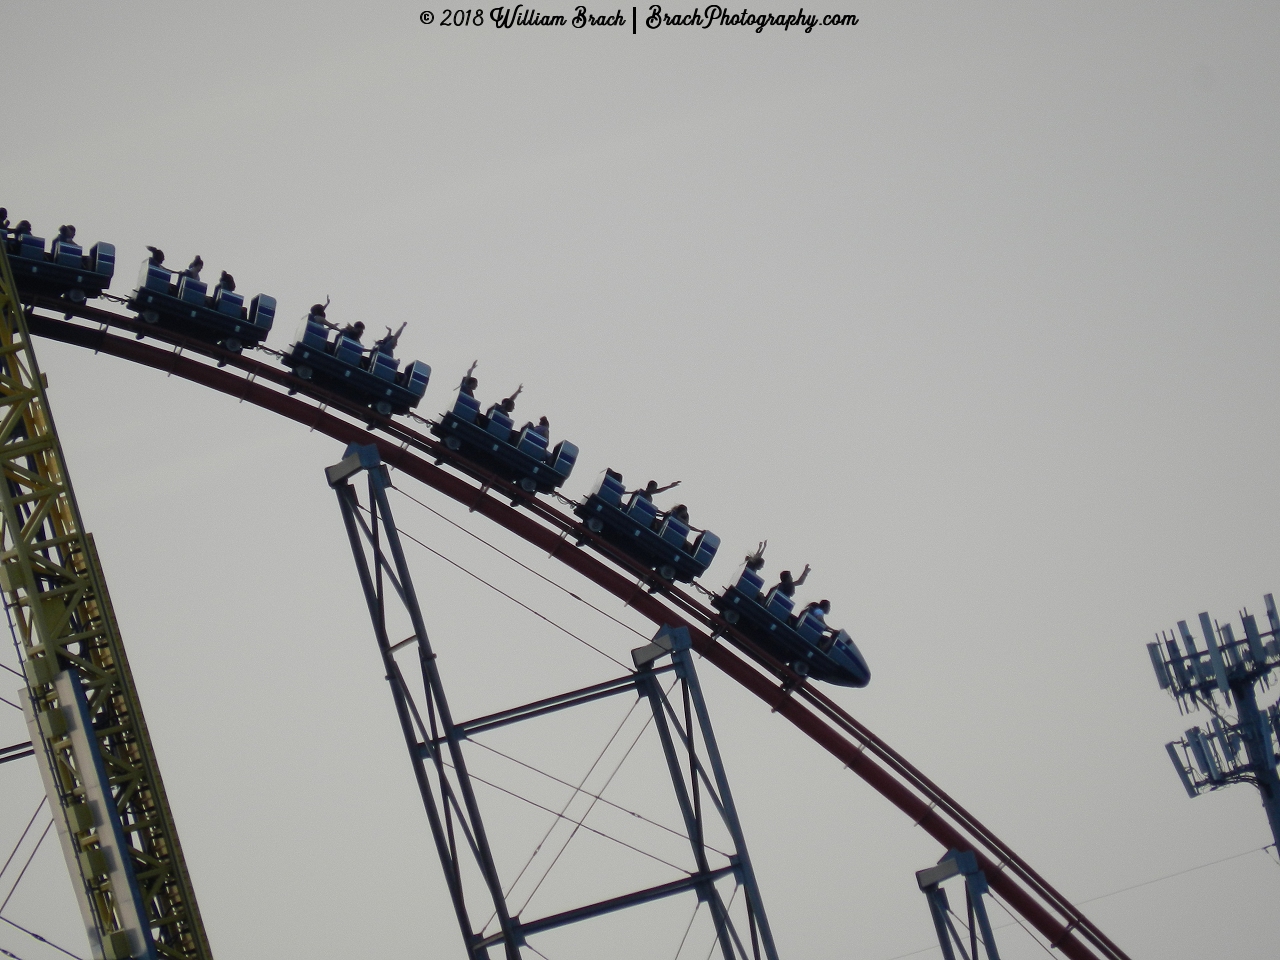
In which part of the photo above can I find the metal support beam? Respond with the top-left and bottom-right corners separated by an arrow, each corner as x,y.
637,626 -> 779,960
0,739 -> 34,764
475,867 -> 740,949
328,444 -> 520,960
445,668 -> 674,743
917,850 -> 1001,960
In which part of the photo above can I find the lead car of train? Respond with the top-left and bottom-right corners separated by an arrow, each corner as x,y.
2,220 -> 871,688
711,561 -> 871,688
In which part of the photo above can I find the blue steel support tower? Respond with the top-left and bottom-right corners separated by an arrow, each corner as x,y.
1147,596 -> 1280,850
327,445 -> 521,960
327,444 -> 779,960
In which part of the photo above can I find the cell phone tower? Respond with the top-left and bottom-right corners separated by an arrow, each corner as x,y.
1147,594 -> 1280,849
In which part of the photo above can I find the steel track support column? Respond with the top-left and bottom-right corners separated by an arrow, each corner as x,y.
636,626 -> 780,960
327,444 -> 521,960
637,672 -> 736,960
917,851 -> 1001,960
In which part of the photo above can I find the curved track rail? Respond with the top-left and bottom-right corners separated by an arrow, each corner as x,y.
25,294 -> 1130,960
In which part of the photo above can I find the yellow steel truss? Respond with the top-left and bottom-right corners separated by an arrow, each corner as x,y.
0,242 -> 212,960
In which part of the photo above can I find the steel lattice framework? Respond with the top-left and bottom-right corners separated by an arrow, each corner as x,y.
0,246 -> 212,960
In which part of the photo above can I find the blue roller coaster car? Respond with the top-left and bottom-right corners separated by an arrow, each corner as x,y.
282,316 -> 431,416
710,564 -> 870,687
5,232 -> 114,303
128,259 -> 275,354
574,469 -> 720,582
431,390 -> 578,494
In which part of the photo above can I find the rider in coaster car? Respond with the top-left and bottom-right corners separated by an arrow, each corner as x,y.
519,415 -> 550,439
373,322 -> 407,358
486,384 -> 522,421
766,565 -> 811,603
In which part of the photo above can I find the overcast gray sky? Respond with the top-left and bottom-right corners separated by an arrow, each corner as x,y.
3,3 -> 1279,959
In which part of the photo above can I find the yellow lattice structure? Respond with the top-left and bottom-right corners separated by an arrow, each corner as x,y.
0,241 -> 212,960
